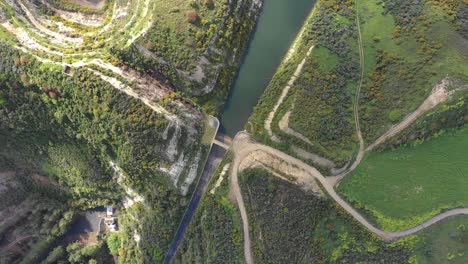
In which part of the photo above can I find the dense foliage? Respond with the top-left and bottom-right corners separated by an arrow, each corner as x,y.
240,168 -> 412,263
175,157 -> 243,264
118,0 -> 259,113
0,41 -> 197,261
0,173 -> 75,264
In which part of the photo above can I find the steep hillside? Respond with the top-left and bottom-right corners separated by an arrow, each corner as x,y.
0,0 -> 261,262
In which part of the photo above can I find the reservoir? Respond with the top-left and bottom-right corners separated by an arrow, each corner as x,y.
165,1 -> 317,261
220,0 -> 316,137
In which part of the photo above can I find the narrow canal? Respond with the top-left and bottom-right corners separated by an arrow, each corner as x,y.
220,0 -> 316,137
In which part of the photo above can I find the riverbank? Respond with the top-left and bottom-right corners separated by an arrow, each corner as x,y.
219,0 -> 317,137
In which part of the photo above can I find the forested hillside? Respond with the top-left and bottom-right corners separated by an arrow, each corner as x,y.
0,0 -> 261,262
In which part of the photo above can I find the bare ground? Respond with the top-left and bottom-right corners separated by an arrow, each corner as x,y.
68,0 -> 106,10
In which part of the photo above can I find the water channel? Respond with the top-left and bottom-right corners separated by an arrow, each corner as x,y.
164,0 -> 317,262
220,0 -> 317,137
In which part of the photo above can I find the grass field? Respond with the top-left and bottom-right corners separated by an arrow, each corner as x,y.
414,215 -> 468,264
339,126 -> 468,231
311,46 -> 340,72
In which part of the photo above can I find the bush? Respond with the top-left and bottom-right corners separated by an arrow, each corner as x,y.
205,0 -> 215,8
388,109 -> 403,123
186,10 -> 199,24
106,233 -> 122,255
43,245 -> 65,263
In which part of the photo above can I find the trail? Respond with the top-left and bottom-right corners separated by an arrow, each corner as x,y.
229,132 -> 468,263
325,1 -> 366,183
2,235 -> 34,251
263,0 -> 366,174
366,78 -> 454,151
278,111 -> 312,145
349,1 -> 365,174
264,45 -> 314,142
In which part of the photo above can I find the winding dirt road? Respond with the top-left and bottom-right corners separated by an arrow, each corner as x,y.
229,132 -> 468,263
229,0 -> 468,262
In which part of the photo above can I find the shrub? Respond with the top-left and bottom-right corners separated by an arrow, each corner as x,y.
205,0 -> 215,8
388,109 -> 403,123
186,10 -> 199,24
106,233 -> 122,255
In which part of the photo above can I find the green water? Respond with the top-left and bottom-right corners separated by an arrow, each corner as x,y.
220,0 -> 316,137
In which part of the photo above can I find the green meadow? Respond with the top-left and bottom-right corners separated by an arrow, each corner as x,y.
339,126 -> 468,231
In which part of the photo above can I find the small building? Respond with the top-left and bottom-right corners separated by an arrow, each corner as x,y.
104,205 -> 118,232
106,205 -> 114,217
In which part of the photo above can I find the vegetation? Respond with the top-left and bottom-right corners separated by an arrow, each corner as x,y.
0,173 -> 74,264
339,126 -> 468,231
42,241 -> 114,264
239,168 -> 412,263
358,0 -> 468,142
175,156 -> 243,264
106,232 -> 122,255
249,0 -> 360,166
0,40 -> 200,261
413,215 -> 468,264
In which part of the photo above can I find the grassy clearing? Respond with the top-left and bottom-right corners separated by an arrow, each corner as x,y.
311,46 -> 340,72
414,215 -> 468,264
339,126 -> 468,231
201,117 -> 217,145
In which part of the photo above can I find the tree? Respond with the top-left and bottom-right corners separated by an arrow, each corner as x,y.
205,0 -> 215,9
106,233 -> 122,255
388,109 -> 403,123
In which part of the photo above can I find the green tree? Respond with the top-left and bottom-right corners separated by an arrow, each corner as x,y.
106,233 -> 122,255
388,109 -> 403,123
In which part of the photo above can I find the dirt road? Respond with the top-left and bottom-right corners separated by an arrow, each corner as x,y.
229,132 -> 468,263
366,78 -> 453,151
264,45 -> 315,142
348,3 -> 366,175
